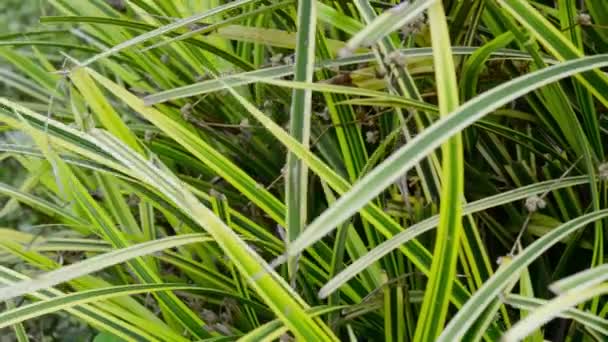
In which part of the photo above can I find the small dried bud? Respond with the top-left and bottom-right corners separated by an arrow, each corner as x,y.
127,194 -> 140,206
201,309 -> 219,323
213,323 -> 231,335
270,53 -> 284,66
263,100 -> 273,110
577,13 -> 592,26
384,50 -> 406,66
144,130 -> 156,142
316,107 -> 330,121
180,103 -> 193,117
525,195 -> 546,212
282,55 -> 295,65
338,47 -> 354,58
276,224 -> 286,242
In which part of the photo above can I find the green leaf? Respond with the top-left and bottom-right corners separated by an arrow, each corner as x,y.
413,2 -> 463,340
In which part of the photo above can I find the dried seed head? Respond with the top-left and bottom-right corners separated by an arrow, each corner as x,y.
180,103 -> 193,117
201,309 -> 219,323
598,163 -> 608,181
384,50 -> 406,66
525,195 -> 546,212
577,13 -> 592,26
144,130 -> 155,142
213,323 -> 232,335
366,130 -> 379,144
375,67 -> 387,79
127,194 -> 140,206
282,54 -> 295,65
219,311 -> 232,325
401,13 -> 426,37
276,224 -> 286,242
338,47 -> 354,58
270,53 -> 284,66
263,100 -> 273,110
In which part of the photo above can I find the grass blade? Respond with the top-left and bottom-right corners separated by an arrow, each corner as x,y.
285,0 -> 316,284
413,2 -> 463,340
502,284 -> 608,342
0,234 -> 211,302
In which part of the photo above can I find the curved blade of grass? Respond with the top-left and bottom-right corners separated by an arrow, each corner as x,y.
69,68 -> 142,152
460,32 -> 514,99
0,106 -> 285,254
0,182 -> 85,226
437,209 -> 608,341
0,283 -> 223,329
503,294 -> 608,335
413,2 -> 463,341
319,175 -> 590,298
502,284 -> 608,342
0,266 -> 164,342
550,264 -> 608,294
232,77 -> 438,113
0,234 -> 211,302
74,0 -> 259,68
285,0 -> 316,282
340,0 -> 436,56
40,16 -> 254,72
143,47 -> 538,104
142,1 -> 294,52
286,54 -> 608,258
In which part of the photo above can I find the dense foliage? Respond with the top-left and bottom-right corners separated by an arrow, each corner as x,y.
1,0 -> 607,341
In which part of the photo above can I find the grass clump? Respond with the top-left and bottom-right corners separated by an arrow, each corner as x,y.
0,0 -> 607,341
